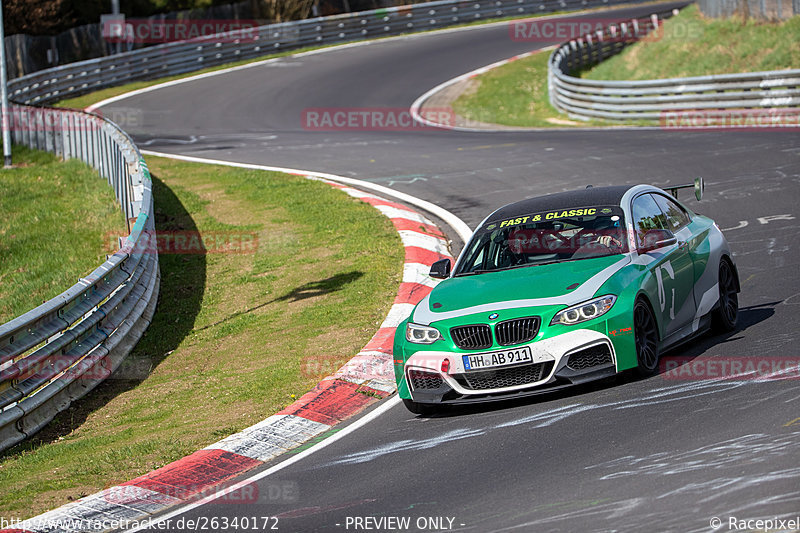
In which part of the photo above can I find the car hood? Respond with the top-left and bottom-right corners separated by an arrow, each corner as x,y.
414,255 -> 629,323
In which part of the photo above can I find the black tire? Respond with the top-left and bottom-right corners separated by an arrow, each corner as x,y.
711,259 -> 738,333
634,299 -> 660,376
402,398 -> 437,416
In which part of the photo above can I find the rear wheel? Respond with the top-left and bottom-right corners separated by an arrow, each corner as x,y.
402,398 -> 437,416
711,259 -> 738,333
634,299 -> 660,376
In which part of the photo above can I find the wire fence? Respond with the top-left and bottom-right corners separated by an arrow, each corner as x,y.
697,0 -> 799,19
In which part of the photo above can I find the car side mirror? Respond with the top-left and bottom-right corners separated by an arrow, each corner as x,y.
429,258 -> 451,279
638,228 -> 677,254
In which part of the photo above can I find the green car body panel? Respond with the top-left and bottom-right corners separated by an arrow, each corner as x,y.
393,184 -> 738,409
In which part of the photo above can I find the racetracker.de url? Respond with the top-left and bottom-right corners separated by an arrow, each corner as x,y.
1,516 -> 279,531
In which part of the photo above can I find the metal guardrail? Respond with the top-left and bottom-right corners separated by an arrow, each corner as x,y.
0,0 -> 723,453
548,10 -> 800,121
0,105 -> 159,452
8,0 -> 659,106
1,0 -> 671,454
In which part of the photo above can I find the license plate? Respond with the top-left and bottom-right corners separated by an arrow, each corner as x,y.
462,346 -> 533,371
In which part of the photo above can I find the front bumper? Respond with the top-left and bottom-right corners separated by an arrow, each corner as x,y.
403,329 -> 617,405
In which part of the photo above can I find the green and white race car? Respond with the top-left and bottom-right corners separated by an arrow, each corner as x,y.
393,181 -> 740,414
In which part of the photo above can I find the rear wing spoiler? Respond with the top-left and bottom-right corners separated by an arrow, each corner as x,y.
666,177 -> 704,201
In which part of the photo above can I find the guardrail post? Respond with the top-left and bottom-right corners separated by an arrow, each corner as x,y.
92,119 -> 101,171
10,105 -> 20,144
103,130 -> 113,181
53,112 -> 63,158
37,107 -> 46,151
21,106 -> 30,148
61,113 -> 71,159
67,112 -> 76,159
44,109 -> 54,154
79,115 -> 88,164
548,55 -> 557,110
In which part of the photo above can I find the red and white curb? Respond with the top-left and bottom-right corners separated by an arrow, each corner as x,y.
2,172 -> 458,533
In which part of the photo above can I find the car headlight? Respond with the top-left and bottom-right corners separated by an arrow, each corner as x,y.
551,295 -> 617,326
405,323 -> 442,344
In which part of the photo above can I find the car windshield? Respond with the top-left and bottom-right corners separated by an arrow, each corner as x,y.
454,205 -> 628,276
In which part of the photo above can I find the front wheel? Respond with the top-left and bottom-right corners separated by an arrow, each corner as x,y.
711,259 -> 738,333
402,398 -> 437,416
634,299 -> 660,376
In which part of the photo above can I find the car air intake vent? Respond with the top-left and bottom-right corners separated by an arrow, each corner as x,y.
457,361 -> 554,390
567,344 -> 613,371
408,369 -> 444,390
450,325 -> 492,350
495,317 -> 540,346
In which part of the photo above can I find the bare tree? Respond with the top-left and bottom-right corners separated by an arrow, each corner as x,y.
251,0 -> 316,21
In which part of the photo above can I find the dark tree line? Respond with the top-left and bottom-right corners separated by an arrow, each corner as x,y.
4,0 -> 417,37
3,0 -> 313,36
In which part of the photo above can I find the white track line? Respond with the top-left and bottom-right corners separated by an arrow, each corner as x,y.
61,7 -> 671,532
86,15 -> 549,113
140,150 -> 473,243
126,396 -> 401,532
408,46 -> 663,132
87,5 -> 658,115
410,47 -> 555,132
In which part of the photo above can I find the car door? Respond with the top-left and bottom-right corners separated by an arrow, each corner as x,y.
631,193 -> 697,339
650,192 -> 708,304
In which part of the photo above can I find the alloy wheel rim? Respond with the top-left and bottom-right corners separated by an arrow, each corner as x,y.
635,304 -> 658,370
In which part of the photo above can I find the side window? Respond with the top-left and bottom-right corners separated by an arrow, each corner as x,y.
461,239 -> 488,272
652,194 -> 691,231
631,194 -> 667,245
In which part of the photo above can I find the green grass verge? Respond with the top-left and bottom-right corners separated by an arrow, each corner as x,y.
1,3 -> 681,520
453,5 -> 798,128
584,5 -> 800,80
56,46 -> 337,110
451,50 -> 616,127
0,156 -> 404,520
0,146 -> 126,323
56,1 -> 671,110
452,50 -> 559,127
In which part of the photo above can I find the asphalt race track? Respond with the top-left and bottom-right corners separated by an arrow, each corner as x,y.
101,3 -> 800,531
